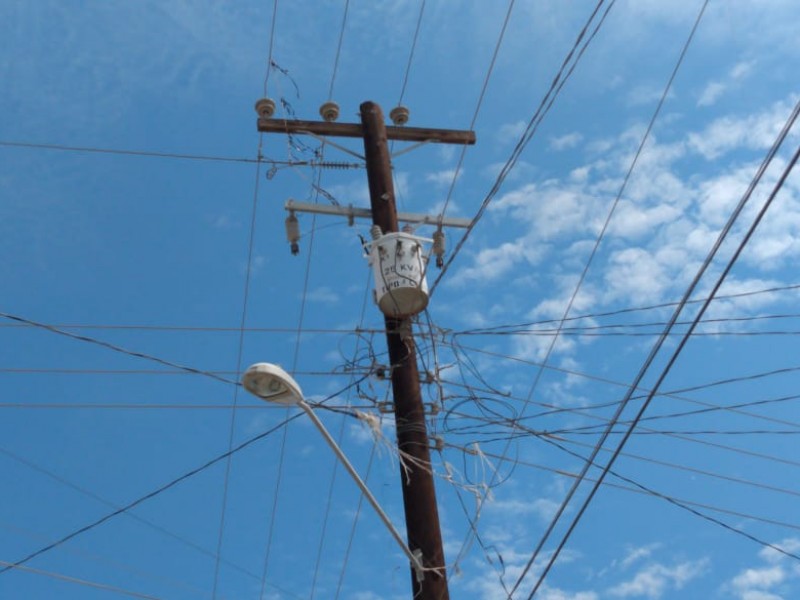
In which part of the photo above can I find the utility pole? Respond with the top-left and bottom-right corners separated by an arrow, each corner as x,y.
257,99 -> 475,599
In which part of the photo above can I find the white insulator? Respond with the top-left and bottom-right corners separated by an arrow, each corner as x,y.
285,211 -> 300,255
255,97 -> 276,119
389,106 -> 410,126
319,101 -> 340,122
433,228 -> 445,268
371,224 -> 383,240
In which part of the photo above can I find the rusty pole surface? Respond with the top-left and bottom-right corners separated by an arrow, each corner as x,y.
360,100 -> 450,600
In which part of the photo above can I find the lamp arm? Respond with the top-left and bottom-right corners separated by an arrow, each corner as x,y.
297,400 -> 425,579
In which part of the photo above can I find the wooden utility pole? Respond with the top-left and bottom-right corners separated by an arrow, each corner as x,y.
360,101 -> 448,599
257,100 -> 474,600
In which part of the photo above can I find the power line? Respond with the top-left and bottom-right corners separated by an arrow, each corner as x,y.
447,2 -> 616,576
432,0 -> 615,294
534,436 -> 800,562
262,0 -> 279,95
397,0 -> 426,107
0,446 -> 296,596
211,98 -> 267,600
0,558 -> 162,600
442,408 -> 800,499
0,416 -> 296,576
438,0 -> 516,223
310,273 -> 372,598
0,378 -> 365,578
444,341 -> 800,451
0,139 -> 360,169
326,0 -> 350,100
0,312 -> 237,386
442,442 -> 800,533
521,95 -> 800,599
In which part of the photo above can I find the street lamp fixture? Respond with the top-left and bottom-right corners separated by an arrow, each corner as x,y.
241,362 -> 425,581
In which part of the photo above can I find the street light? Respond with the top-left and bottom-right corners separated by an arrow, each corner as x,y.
241,363 -> 425,581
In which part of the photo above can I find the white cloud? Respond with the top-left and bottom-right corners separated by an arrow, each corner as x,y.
497,120 -> 528,142
620,544 -> 661,569
537,586 -> 599,600
450,239 -> 546,286
550,133 -> 584,152
608,559 -> 708,598
732,566 -> 785,591
697,60 -> 756,107
304,286 -> 339,304
697,81 -> 727,108
426,169 -> 461,187
726,538 -> 800,599
688,97 -> 799,160
488,497 -> 562,523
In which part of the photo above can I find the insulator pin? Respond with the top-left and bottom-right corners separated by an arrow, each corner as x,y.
389,106 -> 410,125
319,101 -> 340,122
255,98 -> 276,119
285,211 -> 300,255
433,228 -> 445,268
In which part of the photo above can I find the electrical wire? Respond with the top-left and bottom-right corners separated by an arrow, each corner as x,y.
210,109 -> 266,600
431,0 -> 615,294
437,0 -> 516,224
396,0 -> 426,107
0,312 -> 237,385
445,2 -> 619,575
533,436 -> 800,562
0,139 -> 358,171
326,0 -> 350,101
520,98 -> 800,600
262,0 -> 279,95
0,378 -> 366,578
442,442 -> 800,534
0,558 -> 162,600
310,272 -> 371,598
259,9 -> 352,589
0,446 -> 280,590
456,281 -> 800,336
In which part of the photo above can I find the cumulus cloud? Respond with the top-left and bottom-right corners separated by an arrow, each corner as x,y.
550,133 -> 584,152
725,537 -> 800,599
697,60 -> 756,107
687,97 -> 799,160
304,286 -> 339,304
608,559 -> 708,598
426,169 -> 462,187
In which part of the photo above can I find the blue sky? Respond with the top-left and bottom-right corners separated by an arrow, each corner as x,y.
1,1 -> 800,599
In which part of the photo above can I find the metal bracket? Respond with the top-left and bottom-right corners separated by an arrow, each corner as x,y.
300,131 -> 365,160
285,199 -> 472,229
412,549 -> 426,583
391,139 -> 434,159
